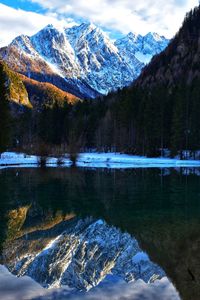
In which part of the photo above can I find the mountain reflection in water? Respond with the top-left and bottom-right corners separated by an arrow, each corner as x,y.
1,167 -> 200,299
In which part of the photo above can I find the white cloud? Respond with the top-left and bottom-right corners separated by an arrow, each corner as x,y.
0,3 -> 76,47
28,0 -> 199,38
0,0 -> 199,47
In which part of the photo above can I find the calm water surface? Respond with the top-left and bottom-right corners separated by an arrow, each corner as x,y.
0,167 -> 200,300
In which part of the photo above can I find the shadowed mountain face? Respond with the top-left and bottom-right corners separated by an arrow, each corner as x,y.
1,167 -> 200,299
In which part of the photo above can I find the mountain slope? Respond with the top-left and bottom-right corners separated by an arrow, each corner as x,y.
20,75 -> 80,108
0,60 -> 31,108
0,59 -> 80,110
0,24 -> 169,99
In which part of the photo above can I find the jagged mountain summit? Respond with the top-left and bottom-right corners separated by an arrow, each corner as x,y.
65,23 -> 143,95
0,23 -> 169,99
115,32 -> 169,64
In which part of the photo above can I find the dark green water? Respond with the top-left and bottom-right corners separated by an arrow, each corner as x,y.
1,167 -> 200,300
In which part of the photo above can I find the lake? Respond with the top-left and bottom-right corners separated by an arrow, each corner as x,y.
0,167 -> 200,300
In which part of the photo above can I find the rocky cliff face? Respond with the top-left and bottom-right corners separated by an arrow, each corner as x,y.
5,217 -> 165,291
0,24 -> 169,99
65,23 -> 143,95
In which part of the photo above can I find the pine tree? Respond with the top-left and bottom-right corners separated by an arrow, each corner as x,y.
171,87 -> 186,158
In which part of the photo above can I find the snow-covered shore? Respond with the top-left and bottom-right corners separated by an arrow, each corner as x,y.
0,152 -> 200,169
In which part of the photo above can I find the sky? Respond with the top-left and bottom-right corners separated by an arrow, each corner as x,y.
0,0 -> 199,47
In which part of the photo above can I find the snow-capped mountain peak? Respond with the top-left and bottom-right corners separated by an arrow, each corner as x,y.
74,22 -> 97,32
31,24 -> 75,61
127,32 -> 140,41
0,23 -> 169,98
144,32 -> 167,42
10,35 -> 34,55
65,22 -> 118,55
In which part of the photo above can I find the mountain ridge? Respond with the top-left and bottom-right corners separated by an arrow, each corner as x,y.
0,23 -> 169,99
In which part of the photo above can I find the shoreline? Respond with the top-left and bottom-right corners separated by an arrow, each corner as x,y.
0,152 -> 200,169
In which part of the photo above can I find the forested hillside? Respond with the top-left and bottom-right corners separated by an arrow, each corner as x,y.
20,75 -> 80,108
0,61 -> 81,154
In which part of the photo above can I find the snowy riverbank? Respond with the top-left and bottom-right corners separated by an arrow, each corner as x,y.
0,152 -> 200,169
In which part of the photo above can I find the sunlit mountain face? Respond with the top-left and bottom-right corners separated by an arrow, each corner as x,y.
1,167 -> 200,299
